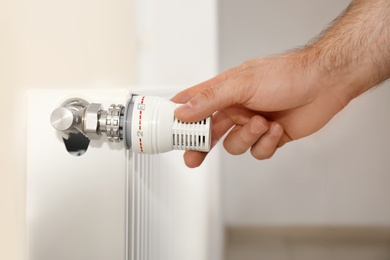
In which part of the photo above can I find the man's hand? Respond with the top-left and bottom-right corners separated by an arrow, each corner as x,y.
172,53 -> 348,167
172,0 -> 390,168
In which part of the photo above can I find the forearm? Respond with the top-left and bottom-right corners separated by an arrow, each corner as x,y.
306,0 -> 390,102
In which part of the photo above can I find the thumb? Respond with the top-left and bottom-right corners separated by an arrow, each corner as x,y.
174,82 -> 240,122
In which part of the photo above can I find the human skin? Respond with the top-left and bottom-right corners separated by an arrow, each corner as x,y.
172,0 -> 390,168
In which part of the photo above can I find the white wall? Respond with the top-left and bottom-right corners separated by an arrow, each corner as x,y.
0,1 -> 136,259
135,0 -> 218,86
219,0 -> 390,226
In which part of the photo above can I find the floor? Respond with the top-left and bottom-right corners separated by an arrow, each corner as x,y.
225,227 -> 390,260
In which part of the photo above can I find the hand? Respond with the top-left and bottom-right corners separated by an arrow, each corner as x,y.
172,52 -> 349,167
173,0 -> 390,168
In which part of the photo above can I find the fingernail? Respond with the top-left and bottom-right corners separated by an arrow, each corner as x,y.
270,123 -> 283,137
251,118 -> 267,134
175,102 -> 193,115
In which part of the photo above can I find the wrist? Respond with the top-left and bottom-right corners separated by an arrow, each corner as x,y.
300,0 -> 390,105
308,45 -> 369,104
306,43 -> 389,106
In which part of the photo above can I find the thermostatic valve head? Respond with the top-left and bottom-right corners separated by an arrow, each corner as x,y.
50,95 -> 212,154
126,96 -> 211,154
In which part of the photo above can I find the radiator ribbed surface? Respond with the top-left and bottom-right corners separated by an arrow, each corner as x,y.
126,151 -> 180,260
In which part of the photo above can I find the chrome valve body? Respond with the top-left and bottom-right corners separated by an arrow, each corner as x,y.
50,98 -> 125,142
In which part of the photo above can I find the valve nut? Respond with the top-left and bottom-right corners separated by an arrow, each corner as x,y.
83,103 -> 102,139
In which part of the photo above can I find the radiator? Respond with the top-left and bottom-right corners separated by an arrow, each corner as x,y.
127,152 -> 203,260
27,89 -> 222,260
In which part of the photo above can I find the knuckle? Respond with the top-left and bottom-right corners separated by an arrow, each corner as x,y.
199,87 -> 216,102
249,116 -> 268,135
223,138 -> 245,155
240,132 -> 257,147
262,152 -> 274,160
251,147 -> 274,160
239,60 -> 255,71
223,141 -> 234,155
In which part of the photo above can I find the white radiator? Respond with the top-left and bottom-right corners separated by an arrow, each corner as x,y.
27,89 -> 222,260
128,153 -> 191,260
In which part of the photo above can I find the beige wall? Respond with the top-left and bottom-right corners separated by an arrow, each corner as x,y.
0,1 -> 137,259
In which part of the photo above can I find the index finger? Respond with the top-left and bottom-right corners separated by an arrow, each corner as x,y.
171,66 -> 239,104
174,77 -> 248,123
